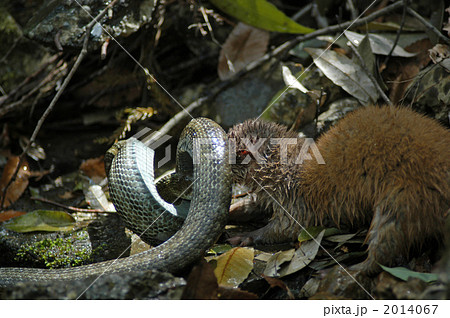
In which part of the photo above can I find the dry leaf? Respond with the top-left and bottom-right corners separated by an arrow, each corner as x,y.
0,156 -> 31,208
386,38 -> 432,103
305,47 -> 379,105
344,31 -> 416,57
80,155 -> 106,183
213,247 -> 254,287
278,230 -> 325,277
254,251 -> 274,262
84,185 -> 115,212
444,7 -> 450,37
429,44 -> 450,72
264,231 -> 325,277
218,22 -> 269,80
182,259 -> 218,300
262,274 -> 295,299
217,286 -> 258,300
3,210 -> 75,233
264,249 -> 295,277
0,210 -> 27,222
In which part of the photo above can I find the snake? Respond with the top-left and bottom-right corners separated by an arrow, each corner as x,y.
0,118 -> 232,287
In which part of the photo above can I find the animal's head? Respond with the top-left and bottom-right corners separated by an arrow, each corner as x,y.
228,119 -> 293,185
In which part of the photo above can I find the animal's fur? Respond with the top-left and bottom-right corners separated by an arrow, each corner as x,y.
228,105 -> 450,273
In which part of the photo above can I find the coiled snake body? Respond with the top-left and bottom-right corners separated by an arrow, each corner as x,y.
0,118 -> 232,287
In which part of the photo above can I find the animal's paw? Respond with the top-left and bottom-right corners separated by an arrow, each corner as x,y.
227,235 -> 254,246
229,198 -> 262,223
227,225 -> 275,246
348,260 -> 380,276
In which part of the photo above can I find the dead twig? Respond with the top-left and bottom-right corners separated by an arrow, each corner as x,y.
275,0 -> 405,62
1,0 -> 119,210
383,0 -> 407,67
31,197 -> 108,213
0,58 -> 69,118
0,53 -> 62,111
156,96 -> 210,137
406,7 -> 450,45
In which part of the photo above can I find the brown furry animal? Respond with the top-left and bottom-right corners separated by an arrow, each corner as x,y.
227,105 -> 450,274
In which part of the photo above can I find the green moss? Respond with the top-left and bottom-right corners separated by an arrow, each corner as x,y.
15,232 -> 106,269
0,9 -> 21,36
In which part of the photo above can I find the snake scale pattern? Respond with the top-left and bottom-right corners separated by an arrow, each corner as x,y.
0,118 -> 232,287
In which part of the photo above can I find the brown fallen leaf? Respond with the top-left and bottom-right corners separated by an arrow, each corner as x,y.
182,259 -> 218,300
0,156 -> 31,208
213,247 -> 254,287
217,286 -> 258,300
218,22 -> 269,80
262,274 -> 295,299
0,210 -> 27,222
58,191 -> 75,200
385,38 -> 432,104
80,155 -> 106,184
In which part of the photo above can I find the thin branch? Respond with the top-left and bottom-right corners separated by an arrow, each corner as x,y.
152,0 -> 405,137
406,7 -> 450,45
1,0 -> 119,209
0,53 -> 62,109
28,0 -> 119,144
0,58 -> 68,118
346,0 -> 358,21
284,0 -> 406,58
383,0 -> 407,67
31,197 -> 108,213
241,0 -> 406,83
156,96 -> 210,137
292,3 -> 313,22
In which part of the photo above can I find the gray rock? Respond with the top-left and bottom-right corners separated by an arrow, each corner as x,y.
24,0 -> 155,50
0,270 -> 186,299
0,213 -> 130,268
